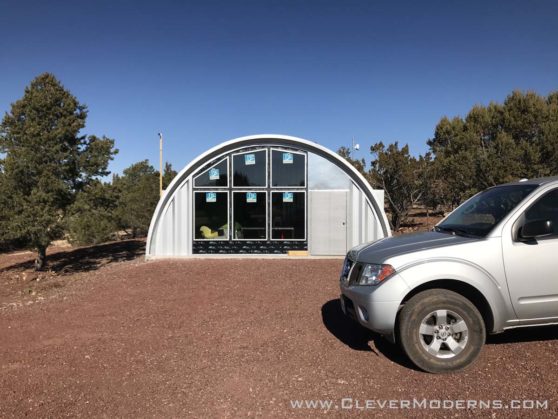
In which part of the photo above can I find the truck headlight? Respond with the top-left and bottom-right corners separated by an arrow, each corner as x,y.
357,264 -> 395,286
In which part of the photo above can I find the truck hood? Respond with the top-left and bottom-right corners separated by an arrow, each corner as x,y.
350,231 -> 479,263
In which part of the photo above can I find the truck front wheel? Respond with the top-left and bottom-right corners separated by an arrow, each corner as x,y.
398,289 -> 486,373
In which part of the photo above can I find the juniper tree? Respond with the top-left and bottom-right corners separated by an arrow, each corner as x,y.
162,162 -> 177,190
428,90 -> 558,206
66,180 -> 119,245
113,160 -> 159,237
0,73 -> 117,269
369,142 -> 424,231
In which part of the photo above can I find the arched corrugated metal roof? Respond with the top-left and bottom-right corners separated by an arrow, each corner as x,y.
146,134 -> 390,256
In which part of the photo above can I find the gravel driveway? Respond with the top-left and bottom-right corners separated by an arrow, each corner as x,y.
1,256 -> 557,417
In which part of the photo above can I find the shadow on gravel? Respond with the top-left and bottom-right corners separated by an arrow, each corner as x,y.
0,240 -> 145,275
487,325 -> 558,345
321,299 -> 419,371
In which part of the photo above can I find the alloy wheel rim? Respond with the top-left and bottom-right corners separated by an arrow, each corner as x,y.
418,309 -> 469,359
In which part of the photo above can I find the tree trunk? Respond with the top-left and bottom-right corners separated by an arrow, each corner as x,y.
34,246 -> 46,271
426,208 -> 430,230
392,213 -> 401,232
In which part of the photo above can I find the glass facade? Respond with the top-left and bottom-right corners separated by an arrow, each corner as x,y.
193,146 -> 307,249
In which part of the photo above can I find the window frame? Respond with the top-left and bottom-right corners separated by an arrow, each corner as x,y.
270,190 -> 307,241
192,190 -> 230,241
231,149 -> 268,188
270,148 -> 307,188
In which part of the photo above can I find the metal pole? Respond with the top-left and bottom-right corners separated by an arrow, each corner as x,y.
158,132 -> 163,197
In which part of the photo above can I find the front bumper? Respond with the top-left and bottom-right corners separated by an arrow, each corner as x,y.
339,274 -> 409,337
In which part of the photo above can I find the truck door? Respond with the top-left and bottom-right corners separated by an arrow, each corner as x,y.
502,188 -> 558,323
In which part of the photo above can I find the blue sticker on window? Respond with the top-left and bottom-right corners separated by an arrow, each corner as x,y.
283,192 -> 293,203
282,152 -> 293,164
246,192 -> 257,203
244,153 -> 256,166
206,192 -> 217,203
208,168 -> 220,180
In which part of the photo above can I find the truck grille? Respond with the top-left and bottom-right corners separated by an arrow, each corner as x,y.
340,257 -> 353,284
347,263 -> 363,286
341,257 -> 364,286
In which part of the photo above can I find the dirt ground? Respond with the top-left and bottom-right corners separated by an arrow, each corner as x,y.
1,241 -> 558,417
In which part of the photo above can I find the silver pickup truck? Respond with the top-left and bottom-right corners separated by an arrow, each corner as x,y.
340,176 -> 558,373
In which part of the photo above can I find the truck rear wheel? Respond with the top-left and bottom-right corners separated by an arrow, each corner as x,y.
398,289 -> 485,373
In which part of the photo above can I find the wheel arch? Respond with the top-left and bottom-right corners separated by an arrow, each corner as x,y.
397,279 -> 495,334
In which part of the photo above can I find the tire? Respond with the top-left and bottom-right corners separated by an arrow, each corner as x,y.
398,289 -> 486,373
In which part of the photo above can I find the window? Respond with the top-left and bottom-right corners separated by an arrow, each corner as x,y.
271,192 -> 305,240
271,149 -> 306,187
194,157 -> 228,188
524,189 -> 558,236
233,191 -> 267,240
232,150 -> 267,187
194,192 -> 229,240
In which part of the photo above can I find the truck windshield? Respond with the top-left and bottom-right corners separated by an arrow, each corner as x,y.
436,184 -> 538,238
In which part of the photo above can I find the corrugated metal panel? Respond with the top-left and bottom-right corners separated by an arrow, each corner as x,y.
371,189 -> 385,242
345,182 -> 384,249
152,179 -> 192,257
172,179 -> 191,255
349,183 -> 361,248
161,199 -> 174,256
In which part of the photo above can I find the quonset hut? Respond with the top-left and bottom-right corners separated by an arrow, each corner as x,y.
146,134 -> 390,258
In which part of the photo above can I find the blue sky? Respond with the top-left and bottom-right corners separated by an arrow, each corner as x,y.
1,0 -> 557,175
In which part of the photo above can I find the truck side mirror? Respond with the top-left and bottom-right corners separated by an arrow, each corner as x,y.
520,219 -> 553,240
